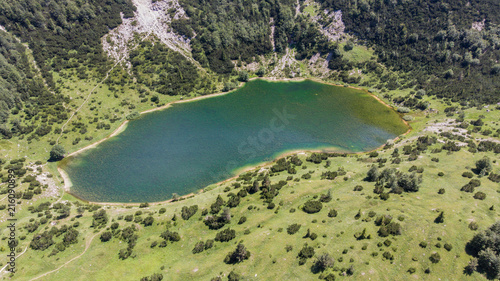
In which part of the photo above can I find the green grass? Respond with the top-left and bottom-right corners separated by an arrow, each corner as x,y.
303,1 -> 320,17
339,44 -> 374,63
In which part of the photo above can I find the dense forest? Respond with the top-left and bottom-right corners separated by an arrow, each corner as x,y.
130,39 -> 216,96
173,0 -> 330,73
0,0 -> 136,138
0,0 -> 136,85
0,30 -> 68,140
0,30 -> 30,125
318,0 -> 500,104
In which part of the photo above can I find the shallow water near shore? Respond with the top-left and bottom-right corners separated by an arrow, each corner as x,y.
60,79 -> 408,203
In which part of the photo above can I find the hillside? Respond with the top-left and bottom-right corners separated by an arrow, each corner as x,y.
0,0 -> 498,280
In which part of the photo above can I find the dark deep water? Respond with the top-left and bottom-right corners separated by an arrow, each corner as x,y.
60,80 -> 408,202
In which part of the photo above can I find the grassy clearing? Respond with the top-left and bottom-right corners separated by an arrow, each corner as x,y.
339,44 -> 374,64
303,1 -> 320,17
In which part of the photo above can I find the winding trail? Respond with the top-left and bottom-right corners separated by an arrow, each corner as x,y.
56,55 -> 136,144
0,245 -> 29,274
55,26 -> 155,144
56,0 -> 206,144
29,231 -> 101,281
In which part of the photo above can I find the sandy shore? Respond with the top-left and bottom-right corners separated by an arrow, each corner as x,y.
65,121 -> 130,158
58,77 -> 411,205
57,167 -> 72,191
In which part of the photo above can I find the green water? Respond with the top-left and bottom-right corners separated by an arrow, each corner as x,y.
61,80 -> 408,203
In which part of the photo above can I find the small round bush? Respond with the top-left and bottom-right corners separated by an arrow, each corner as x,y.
429,252 -> 441,263
473,192 -> 486,200
286,223 -> 301,235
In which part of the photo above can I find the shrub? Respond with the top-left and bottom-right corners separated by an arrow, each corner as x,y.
228,270 -> 241,281
473,192 -> 486,200
366,166 -> 380,182
314,253 -> 334,271
91,209 -> 108,228
301,173 -> 311,180
383,251 -> 394,260
287,223 -> 301,235
429,253 -> 441,263
469,179 -> 481,187
224,243 -> 250,264
488,173 -> 500,183
438,188 -> 445,194
100,231 -> 112,242
126,112 -> 140,120
238,216 -> 247,224
444,243 -> 453,251
181,205 -> 198,220
192,241 -> 205,254
469,221 -> 479,231
461,184 -> 475,193
298,243 -> 315,261
204,239 -> 214,250
328,209 -> 338,218
256,66 -> 266,77
403,115 -> 414,121
160,229 -> 181,242
49,145 -> 66,161
419,241 -> 428,248
143,216 -> 154,226
397,107 -> 410,113
475,157 -> 492,176
434,211 -> 444,223
319,190 -> 332,202
238,71 -> 249,82
324,273 -> 336,281
379,193 -> 390,200
302,200 -> 323,214
215,228 -> 236,242
462,171 -> 474,178
310,233 -> 318,240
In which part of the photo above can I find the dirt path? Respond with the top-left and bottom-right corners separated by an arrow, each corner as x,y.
29,231 -> 101,281
56,22 -> 157,145
55,59 -> 129,144
0,245 -> 29,274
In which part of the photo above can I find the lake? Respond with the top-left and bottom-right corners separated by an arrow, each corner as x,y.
60,79 -> 408,203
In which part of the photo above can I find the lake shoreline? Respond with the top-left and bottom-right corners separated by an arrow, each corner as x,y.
58,77 -> 411,205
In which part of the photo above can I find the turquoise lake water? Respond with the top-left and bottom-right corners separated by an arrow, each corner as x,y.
60,80 -> 408,202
